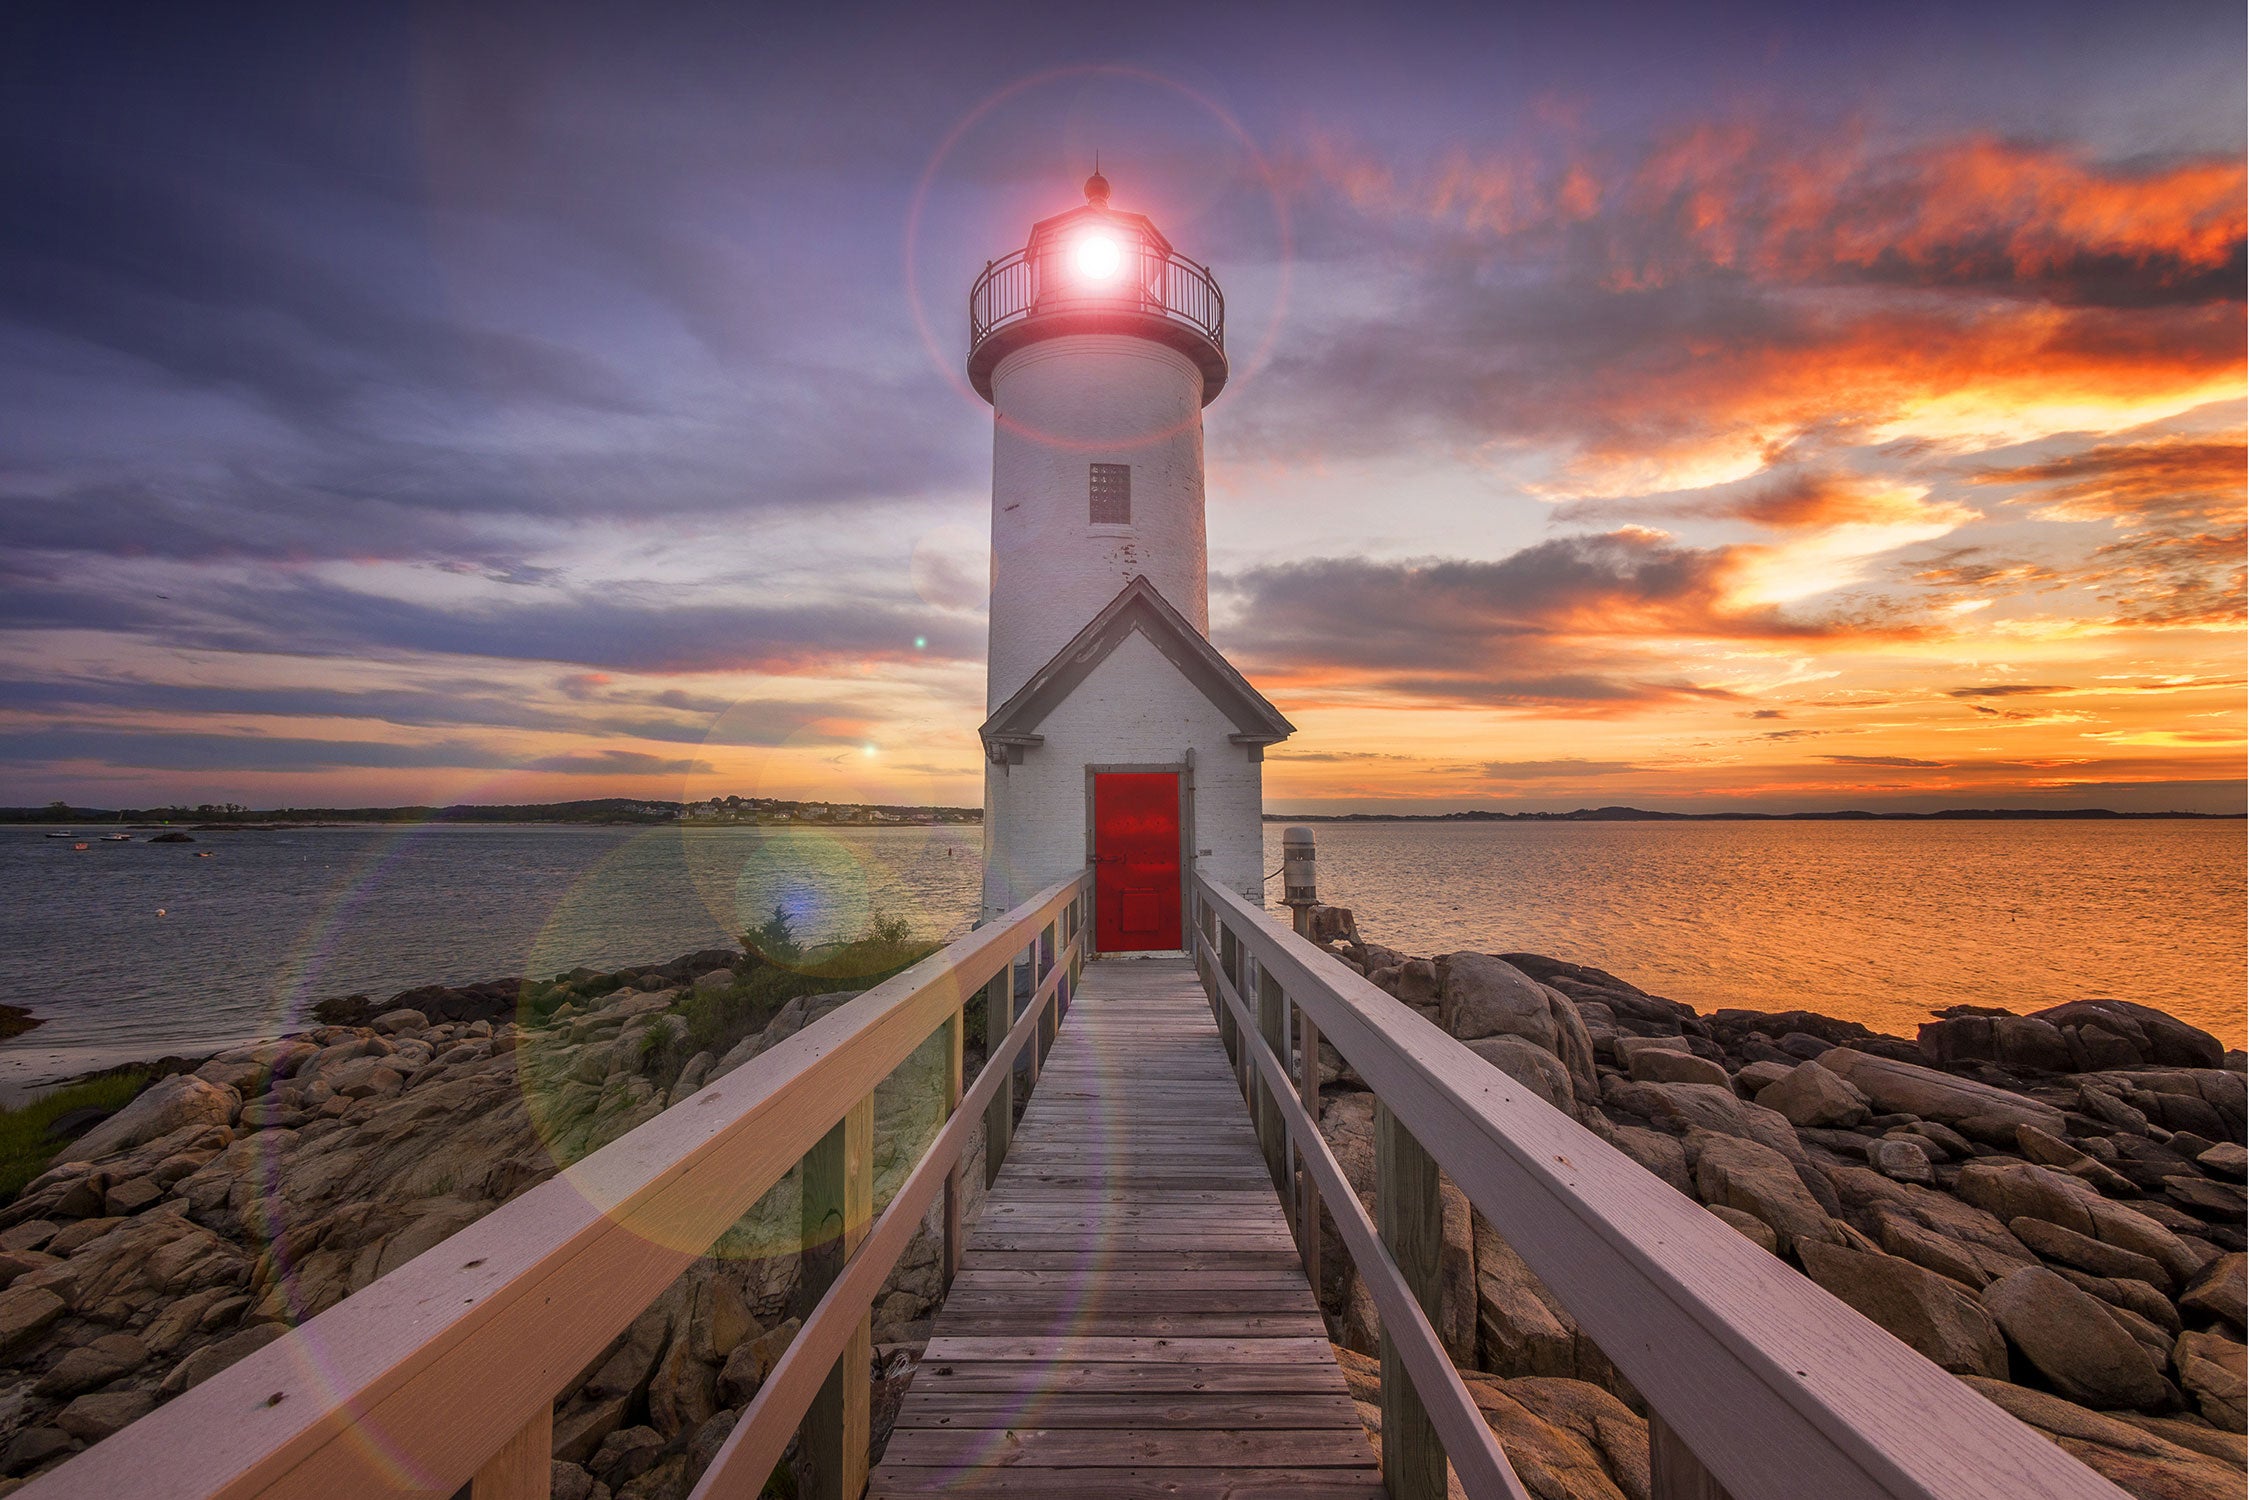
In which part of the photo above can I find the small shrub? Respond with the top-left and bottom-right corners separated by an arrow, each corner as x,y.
0,1070 -> 151,1201
743,905 -> 803,968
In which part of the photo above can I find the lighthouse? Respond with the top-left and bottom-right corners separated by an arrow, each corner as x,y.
970,172 -> 1293,951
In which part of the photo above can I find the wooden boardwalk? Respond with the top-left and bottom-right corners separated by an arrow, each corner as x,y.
871,956 -> 1382,1498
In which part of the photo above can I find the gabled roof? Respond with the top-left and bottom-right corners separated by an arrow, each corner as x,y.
980,577 -> 1295,762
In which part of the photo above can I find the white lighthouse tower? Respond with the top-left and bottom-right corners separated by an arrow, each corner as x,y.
971,172 -> 1293,951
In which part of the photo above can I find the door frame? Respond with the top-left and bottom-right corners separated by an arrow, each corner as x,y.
1084,760 -> 1194,955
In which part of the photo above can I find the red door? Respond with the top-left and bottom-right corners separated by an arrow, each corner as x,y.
1094,773 -> 1182,952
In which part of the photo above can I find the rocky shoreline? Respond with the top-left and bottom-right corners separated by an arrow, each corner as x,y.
1316,935 -> 2246,1498
0,936 -> 2238,1499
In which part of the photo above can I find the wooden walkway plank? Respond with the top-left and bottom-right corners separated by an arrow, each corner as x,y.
870,956 -> 1379,1495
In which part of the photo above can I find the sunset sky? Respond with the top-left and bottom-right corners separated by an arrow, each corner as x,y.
3,2 -> 2243,814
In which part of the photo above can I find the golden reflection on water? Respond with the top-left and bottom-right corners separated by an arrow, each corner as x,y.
1271,819 -> 2248,1047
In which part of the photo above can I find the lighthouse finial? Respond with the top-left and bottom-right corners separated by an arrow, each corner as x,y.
1084,154 -> 1111,208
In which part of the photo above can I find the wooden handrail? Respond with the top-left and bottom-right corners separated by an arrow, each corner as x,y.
23,873 -> 1093,1500
686,913 -> 1080,1496
1198,923 -> 1530,1500
1192,876 -> 2129,1500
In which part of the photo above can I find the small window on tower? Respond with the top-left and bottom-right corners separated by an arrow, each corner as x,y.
1089,463 -> 1131,524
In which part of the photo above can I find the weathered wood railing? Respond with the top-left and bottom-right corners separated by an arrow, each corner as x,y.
23,872 -> 1092,1500
1190,874 -> 2129,1500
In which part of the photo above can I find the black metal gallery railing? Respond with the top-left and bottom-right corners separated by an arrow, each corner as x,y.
969,239 -> 1224,357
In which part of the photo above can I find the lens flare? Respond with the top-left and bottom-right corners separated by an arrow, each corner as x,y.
1072,231 -> 1123,281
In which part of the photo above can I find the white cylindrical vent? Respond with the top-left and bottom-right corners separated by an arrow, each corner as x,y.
986,334 -> 1208,708
1282,824 -> 1317,907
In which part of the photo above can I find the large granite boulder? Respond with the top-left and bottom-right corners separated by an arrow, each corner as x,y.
1956,1162 -> 2202,1286
1814,1048 -> 2065,1134
1965,1376 -> 2244,1500
2031,1000 -> 2226,1071
1982,1266 -> 2172,1411
1796,1242 -> 2007,1377
1440,954 -> 1599,1097
57,1076 -> 240,1164
1600,1078 -> 1809,1167
1757,1061 -> 1870,1128
1688,1129 -> 1842,1256
2174,1329 -> 2247,1429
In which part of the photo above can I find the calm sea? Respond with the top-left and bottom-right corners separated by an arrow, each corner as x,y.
0,819 -> 2240,1094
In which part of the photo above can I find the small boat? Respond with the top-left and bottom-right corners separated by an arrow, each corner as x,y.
43,831 -> 75,839
194,850 -> 216,858
72,842 -> 89,851
103,833 -> 131,842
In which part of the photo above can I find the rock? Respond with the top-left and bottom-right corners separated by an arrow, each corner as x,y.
2174,1329 -> 2246,1429
371,1009 -> 429,1035
2079,1084 -> 2152,1135
1964,1376 -> 2243,1500
57,1075 -> 239,1164
54,1389 -> 156,1443
1601,1078 -> 1807,1165
1814,1048 -> 2065,1134
1706,1204 -> 1778,1253
1797,1242 -> 2007,1377
646,1334 -> 717,1437
0,1223 -> 56,1255
551,1393 -> 631,1466
1981,1266 -> 2171,1411
2165,1175 -> 2248,1219
1734,1060 -> 1794,1093
2033,999 -> 2226,1070
1439,954 -> 1598,1096
4,1426 -> 76,1472
159,1323 -> 285,1396
718,1318 -> 798,1407
2180,1251 -> 2246,1331
1956,1161 -> 2201,1286
35,1332 -> 147,1396
1688,1129 -> 1841,1255
1869,1138 -> 1935,1186
1606,1125 -> 1692,1196
1464,1036 -> 1575,1112
591,1425 -> 665,1488
2010,1216 -> 2173,1291
549,1462 -> 608,1500
1756,1061 -> 1870,1129
1470,1213 -> 1578,1380
1460,1372 -> 1650,1500
2198,1143 -> 2248,1181
1625,1048 -> 1728,1087
0,1286 -> 65,1355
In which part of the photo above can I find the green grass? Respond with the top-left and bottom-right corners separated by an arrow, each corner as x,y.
664,923 -> 942,1079
0,1071 -> 150,1200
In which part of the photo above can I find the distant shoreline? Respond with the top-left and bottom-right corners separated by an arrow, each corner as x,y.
1263,806 -> 2247,823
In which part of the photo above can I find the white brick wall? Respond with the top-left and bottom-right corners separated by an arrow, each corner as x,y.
981,629 -> 1265,929
986,335 -> 1208,710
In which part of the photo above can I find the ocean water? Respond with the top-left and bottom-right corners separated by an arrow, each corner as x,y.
0,818 -> 2240,1094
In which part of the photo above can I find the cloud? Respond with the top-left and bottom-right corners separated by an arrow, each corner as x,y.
1482,759 -> 1647,779
525,750 -> 714,776
1948,684 -> 2070,699
1822,754 -> 1948,768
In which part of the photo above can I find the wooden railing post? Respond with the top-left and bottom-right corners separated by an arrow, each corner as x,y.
1296,1001 -> 1323,1292
1217,924 -> 1241,1067
797,1093 -> 874,1500
471,1406 -> 552,1499
1256,966 -> 1288,1196
1037,920 -> 1058,1065
983,964 -> 1012,1188
1651,1412 -> 1737,1500
1377,1101 -> 1445,1500
942,1003 -> 965,1292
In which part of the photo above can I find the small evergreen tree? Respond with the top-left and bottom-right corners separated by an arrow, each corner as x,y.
745,904 -> 802,966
